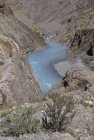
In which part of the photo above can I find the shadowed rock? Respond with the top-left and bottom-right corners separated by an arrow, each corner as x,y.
87,43 -> 93,56
0,0 -> 5,14
63,80 -> 69,88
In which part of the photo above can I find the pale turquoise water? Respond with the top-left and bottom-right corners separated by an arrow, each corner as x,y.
28,38 -> 68,94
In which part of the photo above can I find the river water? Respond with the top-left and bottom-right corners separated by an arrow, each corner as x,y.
28,38 -> 68,94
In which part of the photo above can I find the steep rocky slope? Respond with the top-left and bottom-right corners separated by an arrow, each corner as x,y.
0,0 -> 94,140
0,0 -> 46,106
18,1 -> 94,139
20,0 -> 94,42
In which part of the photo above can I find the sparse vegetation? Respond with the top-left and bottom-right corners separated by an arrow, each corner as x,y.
42,93 -> 75,132
3,105 -> 39,137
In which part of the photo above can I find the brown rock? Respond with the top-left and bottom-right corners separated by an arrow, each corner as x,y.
0,0 -> 5,14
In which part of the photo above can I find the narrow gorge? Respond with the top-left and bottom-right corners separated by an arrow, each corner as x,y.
0,0 -> 94,140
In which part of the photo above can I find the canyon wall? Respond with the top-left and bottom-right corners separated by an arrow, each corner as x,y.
20,0 -> 94,43
0,0 -> 45,106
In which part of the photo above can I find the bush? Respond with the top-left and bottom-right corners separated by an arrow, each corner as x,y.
42,93 -> 75,132
3,106 -> 39,137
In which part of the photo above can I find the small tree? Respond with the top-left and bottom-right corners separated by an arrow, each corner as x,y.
42,93 -> 75,132
3,106 -> 39,137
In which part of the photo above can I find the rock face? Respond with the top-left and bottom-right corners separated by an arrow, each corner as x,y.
20,0 -> 94,43
0,0 -> 44,106
70,29 -> 94,51
70,29 -> 94,71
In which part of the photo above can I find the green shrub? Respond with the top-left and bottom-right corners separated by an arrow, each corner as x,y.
42,93 -> 75,132
3,106 -> 39,137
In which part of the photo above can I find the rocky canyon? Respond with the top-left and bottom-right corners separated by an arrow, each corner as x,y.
0,0 -> 94,140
